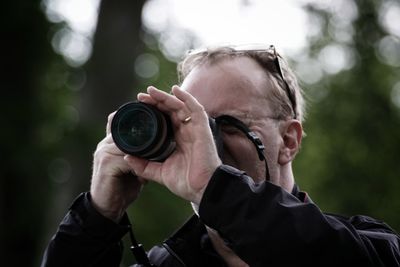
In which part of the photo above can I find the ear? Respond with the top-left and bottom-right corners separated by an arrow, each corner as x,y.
278,120 -> 303,165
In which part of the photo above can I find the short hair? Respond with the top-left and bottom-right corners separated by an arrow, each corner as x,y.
177,45 -> 306,122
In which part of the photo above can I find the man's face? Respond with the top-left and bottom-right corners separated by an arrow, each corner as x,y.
181,57 -> 284,185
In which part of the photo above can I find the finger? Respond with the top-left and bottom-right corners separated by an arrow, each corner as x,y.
96,134 -> 115,151
171,85 -> 205,113
104,134 -> 114,144
137,92 -> 157,105
124,155 -> 163,185
146,86 -> 192,123
106,111 -> 117,135
138,91 -> 186,125
97,142 -> 125,156
171,86 -> 209,127
147,86 -> 187,113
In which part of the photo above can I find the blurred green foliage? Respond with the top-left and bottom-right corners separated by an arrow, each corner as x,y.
294,0 -> 400,231
2,0 -> 399,266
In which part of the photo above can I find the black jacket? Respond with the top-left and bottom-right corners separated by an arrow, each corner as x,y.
41,165 -> 400,266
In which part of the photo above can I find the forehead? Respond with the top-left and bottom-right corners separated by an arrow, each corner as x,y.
181,57 -> 273,120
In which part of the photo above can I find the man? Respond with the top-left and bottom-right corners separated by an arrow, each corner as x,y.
41,45 -> 400,266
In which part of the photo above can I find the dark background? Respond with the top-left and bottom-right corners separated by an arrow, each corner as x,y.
2,0 -> 400,266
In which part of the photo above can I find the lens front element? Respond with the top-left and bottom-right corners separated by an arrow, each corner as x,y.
118,109 -> 156,148
111,101 -> 175,161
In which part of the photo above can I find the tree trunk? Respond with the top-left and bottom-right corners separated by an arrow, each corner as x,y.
41,0 -> 146,264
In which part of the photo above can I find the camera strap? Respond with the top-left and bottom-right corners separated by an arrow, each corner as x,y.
215,115 -> 270,180
127,215 -> 155,267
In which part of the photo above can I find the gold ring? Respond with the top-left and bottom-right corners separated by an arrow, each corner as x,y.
182,116 -> 192,123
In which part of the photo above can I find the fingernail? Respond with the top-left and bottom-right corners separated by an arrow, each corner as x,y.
172,85 -> 181,93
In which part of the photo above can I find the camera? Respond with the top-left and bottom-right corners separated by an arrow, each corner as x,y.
111,101 -> 221,161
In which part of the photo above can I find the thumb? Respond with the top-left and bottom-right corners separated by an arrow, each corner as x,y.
124,155 -> 162,184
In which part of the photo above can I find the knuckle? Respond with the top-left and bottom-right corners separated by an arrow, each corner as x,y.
107,111 -> 116,122
97,153 -> 116,167
94,145 -> 110,159
93,148 -> 101,159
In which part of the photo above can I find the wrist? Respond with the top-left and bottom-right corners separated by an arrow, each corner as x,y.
90,191 -> 126,222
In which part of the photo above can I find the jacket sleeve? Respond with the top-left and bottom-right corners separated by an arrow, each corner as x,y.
198,165 -> 400,267
40,192 -> 131,267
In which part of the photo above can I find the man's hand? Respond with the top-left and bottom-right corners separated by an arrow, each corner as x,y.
124,85 -> 222,204
90,112 -> 146,222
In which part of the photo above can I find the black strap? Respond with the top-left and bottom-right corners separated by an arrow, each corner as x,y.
126,215 -> 155,267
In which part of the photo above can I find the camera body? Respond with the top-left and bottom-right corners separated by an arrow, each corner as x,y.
111,101 -> 221,161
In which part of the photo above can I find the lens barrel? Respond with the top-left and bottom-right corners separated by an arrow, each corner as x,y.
111,101 -> 175,161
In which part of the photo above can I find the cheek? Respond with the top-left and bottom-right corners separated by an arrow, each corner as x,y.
221,135 -> 264,179
259,131 -> 282,170
221,135 -> 251,163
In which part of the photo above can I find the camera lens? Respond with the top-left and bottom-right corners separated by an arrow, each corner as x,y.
111,102 -> 175,161
118,109 -> 155,147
